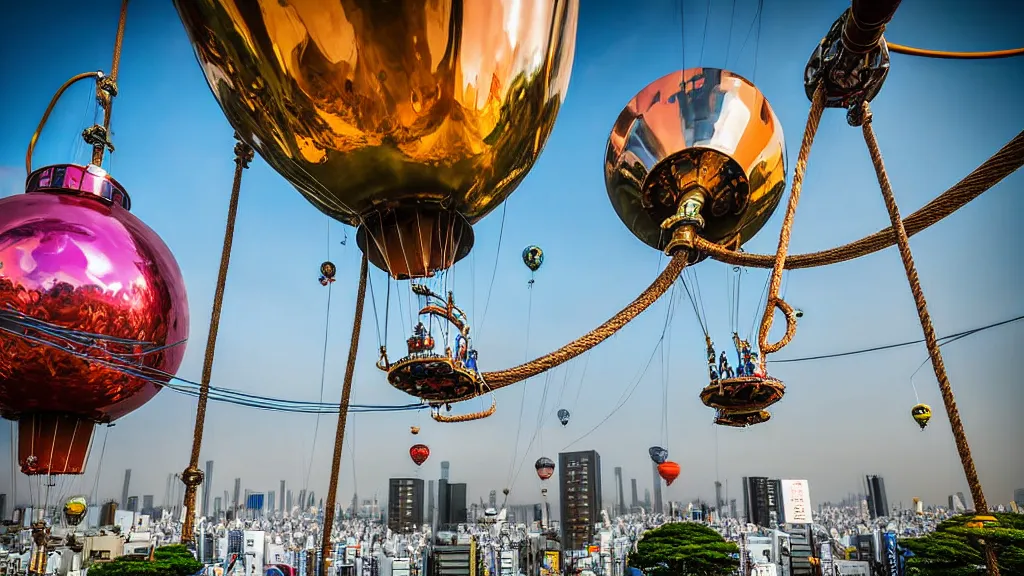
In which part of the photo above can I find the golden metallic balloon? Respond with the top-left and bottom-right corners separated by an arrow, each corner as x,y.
173,0 -> 579,279
604,68 -> 787,260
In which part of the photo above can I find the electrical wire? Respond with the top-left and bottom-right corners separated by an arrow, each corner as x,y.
772,314 -> 1023,363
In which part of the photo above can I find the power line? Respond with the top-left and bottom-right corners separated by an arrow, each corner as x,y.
772,314 -> 1023,363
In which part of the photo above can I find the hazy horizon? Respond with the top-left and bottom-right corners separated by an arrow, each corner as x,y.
1,0 -> 1021,517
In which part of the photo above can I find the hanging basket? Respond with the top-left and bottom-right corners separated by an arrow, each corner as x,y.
699,375 -> 785,412
714,409 -> 772,428
388,355 -> 482,403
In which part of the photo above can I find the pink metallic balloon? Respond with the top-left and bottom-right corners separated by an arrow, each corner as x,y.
0,164 -> 189,426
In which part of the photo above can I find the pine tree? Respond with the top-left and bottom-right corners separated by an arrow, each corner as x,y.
901,512 -> 1024,575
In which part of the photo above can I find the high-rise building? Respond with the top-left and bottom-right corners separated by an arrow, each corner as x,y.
1014,488 -> 1024,508
214,497 -> 222,517
387,478 -> 425,533
956,491 -> 969,511
427,480 -> 436,524
308,491 -> 316,508
489,490 -> 497,510
435,478 -> 467,528
268,491 -> 276,513
729,498 -> 738,519
126,496 -> 138,512
233,478 -> 242,516
100,501 -> 118,526
286,489 -> 293,511
0,494 -> 6,521
441,461 -> 450,481
202,460 -> 214,517
142,495 -> 154,514
559,450 -> 603,552
644,489 -> 651,510
121,469 -> 132,508
651,461 -> 663,514
630,479 -> 639,510
948,494 -> 966,512
742,477 -> 783,527
614,467 -> 625,517
280,481 -> 286,514
866,475 -> 888,519
714,481 -> 724,512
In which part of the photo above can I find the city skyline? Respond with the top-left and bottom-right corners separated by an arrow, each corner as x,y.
0,0 -> 1021,514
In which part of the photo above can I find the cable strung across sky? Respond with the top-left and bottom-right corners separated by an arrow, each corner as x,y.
2,308 -> 1019,414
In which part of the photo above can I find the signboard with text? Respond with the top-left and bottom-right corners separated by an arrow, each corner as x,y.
780,479 -> 813,524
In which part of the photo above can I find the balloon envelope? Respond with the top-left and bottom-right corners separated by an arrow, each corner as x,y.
172,0 -> 580,280
649,446 -> 669,464
557,409 -> 570,426
535,456 -> 556,481
410,444 -> 430,466
658,461 -> 681,486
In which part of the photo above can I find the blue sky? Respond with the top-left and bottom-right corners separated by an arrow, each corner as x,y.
1,0 -> 1021,515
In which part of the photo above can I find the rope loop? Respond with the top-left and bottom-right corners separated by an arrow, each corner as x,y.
430,397 -> 497,423
758,297 -> 797,355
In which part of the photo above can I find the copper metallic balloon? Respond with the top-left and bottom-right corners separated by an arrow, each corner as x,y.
173,0 -> 580,279
0,164 -> 190,475
605,68 -> 787,259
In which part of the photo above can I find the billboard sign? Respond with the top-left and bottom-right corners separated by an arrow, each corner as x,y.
780,479 -> 813,524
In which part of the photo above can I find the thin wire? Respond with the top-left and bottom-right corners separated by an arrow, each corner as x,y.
698,0 -> 711,64
772,314 -> 1023,363
752,0 -> 765,81
90,426 -> 110,503
304,220 -> 334,491
724,0 -> 737,65
477,203 -> 508,339
505,285 -> 536,490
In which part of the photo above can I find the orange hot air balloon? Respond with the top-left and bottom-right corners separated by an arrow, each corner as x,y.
658,461 -> 681,486
409,444 -> 430,467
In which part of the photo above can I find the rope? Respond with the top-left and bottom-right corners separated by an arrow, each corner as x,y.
430,397 -> 497,423
888,43 -> 1024,60
756,84 -> 826,357
482,253 -> 689,388
180,136 -> 253,544
860,101 -> 1000,576
320,254 -> 369,573
693,129 -> 1024,269
25,72 -> 101,175
92,0 -> 129,168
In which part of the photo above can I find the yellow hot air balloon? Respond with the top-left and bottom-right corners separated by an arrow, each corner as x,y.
911,403 -> 932,430
63,496 -> 88,527
172,1 -> 579,280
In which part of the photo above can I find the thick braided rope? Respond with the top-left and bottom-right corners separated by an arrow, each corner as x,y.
180,137 -> 251,543
757,85 -> 826,356
483,253 -> 689,389
861,103 -> 1000,576
321,254 -> 369,570
695,130 -> 1024,269
431,397 -> 497,423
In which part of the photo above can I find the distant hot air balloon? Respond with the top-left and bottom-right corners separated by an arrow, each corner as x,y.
649,446 -> 668,465
410,426 -> 420,435
911,404 -> 932,430
319,261 -> 337,286
557,409 -> 571,427
503,488 -> 510,496
409,444 -> 430,466
658,461 -> 681,486
63,496 -> 87,526
535,457 -> 556,481
523,246 -> 544,272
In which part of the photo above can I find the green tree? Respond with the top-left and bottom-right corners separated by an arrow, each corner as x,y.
87,544 -> 203,576
627,522 -> 739,576
901,512 -> 1024,576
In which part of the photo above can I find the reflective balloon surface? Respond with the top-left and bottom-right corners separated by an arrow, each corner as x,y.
605,68 -> 787,252
0,165 -> 190,422
173,0 -> 579,279
648,446 -> 668,464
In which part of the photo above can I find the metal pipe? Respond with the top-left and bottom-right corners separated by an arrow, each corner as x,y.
842,0 -> 903,53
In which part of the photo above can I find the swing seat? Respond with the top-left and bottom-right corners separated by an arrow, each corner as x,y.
699,375 -> 785,412
388,354 -> 481,402
714,409 -> 772,428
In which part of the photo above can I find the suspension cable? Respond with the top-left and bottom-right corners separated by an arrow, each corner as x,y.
888,42 -> 1024,60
